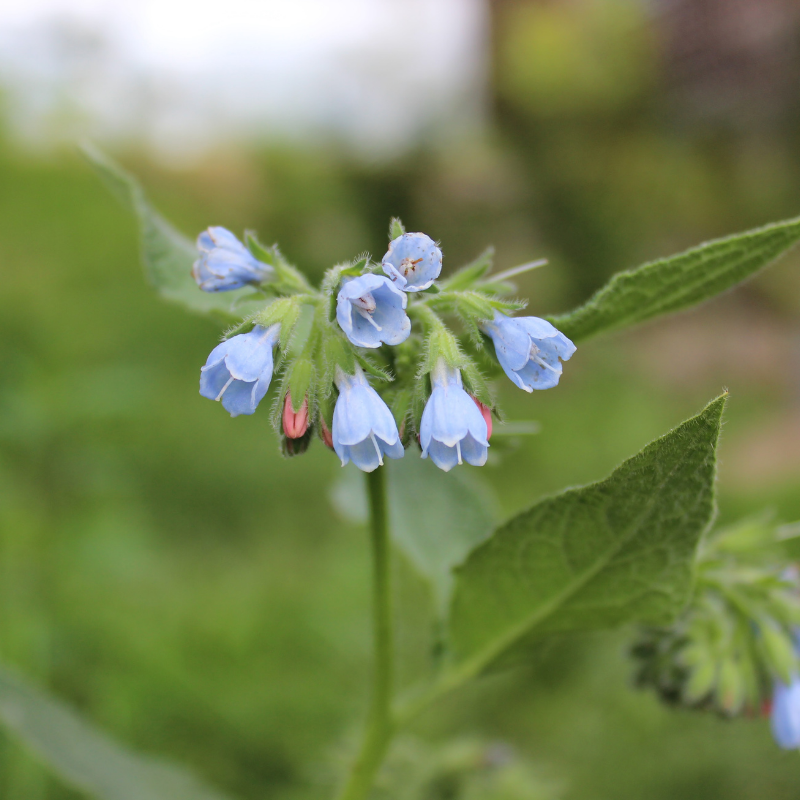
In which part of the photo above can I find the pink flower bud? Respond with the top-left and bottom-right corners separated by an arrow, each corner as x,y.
472,397 -> 493,440
320,416 -> 334,450
283,392 -> 309,439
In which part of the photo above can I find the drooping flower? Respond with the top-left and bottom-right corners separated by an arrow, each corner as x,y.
336,274 -> 411,348
482,311 -> 576,392
192,227 -> 273,292
332,367 -> 404,472
771,629 -> 800,749
282,391 -> 309,439
420,360 -> 489,472
771,677 -> 800,748
382,232 -> 442,292
199,324 -> 279,416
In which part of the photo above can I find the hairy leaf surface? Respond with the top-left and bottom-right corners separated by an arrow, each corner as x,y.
550,217 -> 800,342
448,396 -> 726,673
82,143 -> 260,322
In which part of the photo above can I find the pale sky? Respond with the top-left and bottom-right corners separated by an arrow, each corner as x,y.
0,0 -> 488,161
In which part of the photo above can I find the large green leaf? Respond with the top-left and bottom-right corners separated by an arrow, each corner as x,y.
81,143 -> 260,322
0,665 -> 235,800
550,217 -> 800,342
447,395 -> 726,676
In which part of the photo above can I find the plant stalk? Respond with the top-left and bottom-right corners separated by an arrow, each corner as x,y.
336,466 -> 394,800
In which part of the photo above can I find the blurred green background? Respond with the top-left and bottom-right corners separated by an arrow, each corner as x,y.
2,1 -> 800,798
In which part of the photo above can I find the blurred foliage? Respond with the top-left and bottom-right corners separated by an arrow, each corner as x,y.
2,1 -> 800,798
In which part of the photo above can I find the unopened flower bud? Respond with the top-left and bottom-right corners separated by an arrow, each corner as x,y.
320,416 -> 334,450
472,397 -> 493,440
283,392 -> 309,439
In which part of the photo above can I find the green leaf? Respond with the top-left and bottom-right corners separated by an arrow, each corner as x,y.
389,217 -> 406,240
441,248 -> 494,291
387,456 -> 497,616
447,395 -> 726,674
0,664 -> 235,800
81,142 -> 261,323
245,233 -> 311,295
329,458 -> 497,617
550,216 -> 800,342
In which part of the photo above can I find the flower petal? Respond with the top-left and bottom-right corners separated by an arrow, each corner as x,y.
333,383 -> 375,446
488,313 -> 531,372
460,433 -> 488,466
220,379 -> 258,416
517,316 -> 576,361
513,356 -> 563,391
223,326 -> 277,382
346,436 -> 385,473
199,360 -> 232,400
772,679 -> 800,749
381,232 -> 442,292
423,439 -> 460,472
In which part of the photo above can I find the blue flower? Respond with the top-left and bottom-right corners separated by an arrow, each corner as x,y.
332,367 -> 404,472
420,360 -> 489,472
483,311 -> 576,392
199,324 -> 279,416
192,227 -> 274,292
772,677 -> 800,749
771,629 -> 800,749
336,274 -> 411,349
382,232 -> 442,292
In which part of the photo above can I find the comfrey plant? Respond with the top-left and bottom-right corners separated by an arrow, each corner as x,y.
2,145 -> 800,800
191,223 -> 572,472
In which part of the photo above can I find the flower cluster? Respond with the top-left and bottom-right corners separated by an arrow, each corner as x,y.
191,221 -> 576,472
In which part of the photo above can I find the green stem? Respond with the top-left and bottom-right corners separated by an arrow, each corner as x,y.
336,467 -> 395,800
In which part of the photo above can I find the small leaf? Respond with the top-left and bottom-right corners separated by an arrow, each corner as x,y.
355,353 -> 393,383
0,664 -> 235,800
245,233 -> 311,295
441,248 -> 494,291
447,395 -> 726,675
389,217 -> 406,240
716,657 -> 746,715
758,622 -> 797,684
82,143 -> 260,323
684,659 -> 716,704
550,215 -> 800,342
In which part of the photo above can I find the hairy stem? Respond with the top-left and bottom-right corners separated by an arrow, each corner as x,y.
336,467 -> 395,800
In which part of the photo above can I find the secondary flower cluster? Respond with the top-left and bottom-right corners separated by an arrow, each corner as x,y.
194,222 -> 576,472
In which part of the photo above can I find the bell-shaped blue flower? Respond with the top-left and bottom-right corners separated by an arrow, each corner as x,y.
483,311 -> 576,392
420,360 -> 489,472
199,324 -> 279,416
192,226 -> 274,292
382,232 -> 442,292
336,274 -> 411,349
772,676 -> 800,748
771,628 -> 800,749
332,367 -> 404,472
